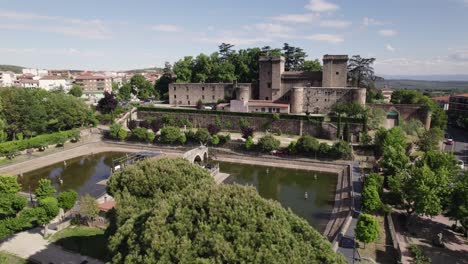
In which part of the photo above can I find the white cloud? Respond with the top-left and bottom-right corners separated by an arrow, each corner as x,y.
378,29 -> 398,37
305,34 -> 344,44
363,17 -> 385,26
272,13 -> 320,23
449,48 -> 468,61
386,44 -> 396,52
320,20 -> 352,28
0,9 -> 112,39
244,23 -> 293,35
148,24 -> 182,32
305,0 -> 339,12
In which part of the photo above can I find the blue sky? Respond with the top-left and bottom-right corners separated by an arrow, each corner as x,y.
1,0 -> 467,75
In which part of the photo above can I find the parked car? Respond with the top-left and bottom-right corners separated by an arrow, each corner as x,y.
458,160 -> 465,170
271,150 -> 286,156
445,137 -> 454,145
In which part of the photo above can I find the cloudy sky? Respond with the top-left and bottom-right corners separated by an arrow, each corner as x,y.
1,0 -> 467,75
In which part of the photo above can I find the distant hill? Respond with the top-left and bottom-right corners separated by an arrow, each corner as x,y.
376,79 -> 468,92
0,65 -> 24,74
381,74 -> 468,82
125,67 -> 163,74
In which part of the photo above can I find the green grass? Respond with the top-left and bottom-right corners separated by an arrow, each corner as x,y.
0,251 -> 31,264
49,226 -> 108,261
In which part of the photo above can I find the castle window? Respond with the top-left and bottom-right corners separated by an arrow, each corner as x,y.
188,101 -> 190,105
267,82 -> 271,88
202,87 -> 205,91
212,87 -> 215,91
186,95 -> 189,99
202,95 -> 205,100
173,86 -> 176,91
336,72 -> 339,75
212,95 -> 215,100
174,95 -> 176,99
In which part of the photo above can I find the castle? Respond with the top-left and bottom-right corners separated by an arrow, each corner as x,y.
169,55 -> 366,114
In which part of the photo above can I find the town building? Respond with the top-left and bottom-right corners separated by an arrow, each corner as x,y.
0,71 -> 16,87
48,70 -> 71,78
168,54 -> 366,115
448,93 -> 468,115
38,76 -> 71,91
432,95 -> 450,111
16,79 -> 39,88
22,68 -> 48,77
74,75 -> 112,94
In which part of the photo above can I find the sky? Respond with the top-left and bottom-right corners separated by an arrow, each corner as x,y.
0,0 -> 468,76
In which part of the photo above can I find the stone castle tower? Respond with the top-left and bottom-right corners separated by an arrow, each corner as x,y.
322,55 -> 348,87
258,56 -> 285,101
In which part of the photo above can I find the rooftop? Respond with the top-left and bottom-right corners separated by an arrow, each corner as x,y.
248,100 -> 289,108
75,75 -> 109,80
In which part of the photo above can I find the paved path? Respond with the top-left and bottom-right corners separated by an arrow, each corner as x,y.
337,161 -> 363,263
0,228 -> 103,264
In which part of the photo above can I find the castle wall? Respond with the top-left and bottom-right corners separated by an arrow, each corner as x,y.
259,56 -> 284,101
169,83 -> 251,106
302,87 -> 365,114
368,104 -> 432,129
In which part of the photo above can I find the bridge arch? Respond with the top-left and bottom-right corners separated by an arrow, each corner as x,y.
183,146 -> 209,164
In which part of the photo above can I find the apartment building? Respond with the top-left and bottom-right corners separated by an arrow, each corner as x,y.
0,71 -> 15,87
74,75 -> 112,94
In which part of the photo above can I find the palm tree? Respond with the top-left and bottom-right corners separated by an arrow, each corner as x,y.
348,55 -> 376,88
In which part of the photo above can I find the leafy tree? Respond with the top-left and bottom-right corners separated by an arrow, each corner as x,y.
155,62 -> 174,100
446,172 -> 468,236
57,190 -> 78,211
355,214 -> 380,248
207,124 -> 221,135
173,56 -> 194,83
196,99 -> 204,110
0,175 -> 21,195
79,194 -> 99,221
343,122 -> 350,142
240,126 -> 254,139
107,158 -> 345,264
417,128 -> 443,152
282,43 -> 306,71
380,145 -> 410,176
130,75 -> 154,99
195,128 -> 211,144
362,185 -> 382,212
296,135 -> 320,155
347,55 -> 376,88
38,197 -> 59,220
128,120 -> 138,130
211,135 -> 220,146
117,83 -> 132,101
303,59 -> 322,71
258,135 -> 280,152
97,92 -> 118,114
109,124 -> 127,141
160,126 -> 182,144
367,107 -> 386,130
374,127 -> 407,155
331,141 -> 353,160
68,85 -> 83,97
35,179 -> 56,201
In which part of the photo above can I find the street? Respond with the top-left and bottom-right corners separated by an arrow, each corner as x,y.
444,126 -> 468,171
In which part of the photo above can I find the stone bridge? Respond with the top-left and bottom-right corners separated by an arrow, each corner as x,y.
183,146 -> 209,163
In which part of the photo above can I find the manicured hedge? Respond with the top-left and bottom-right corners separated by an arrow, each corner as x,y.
138,106 -> 326,122
0,129 -> 80,156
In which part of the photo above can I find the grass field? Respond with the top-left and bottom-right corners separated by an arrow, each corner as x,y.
49,226 -> 108,261
0,251 -> 31,264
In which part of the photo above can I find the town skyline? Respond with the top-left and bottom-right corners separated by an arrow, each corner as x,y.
1,0 -> 468,75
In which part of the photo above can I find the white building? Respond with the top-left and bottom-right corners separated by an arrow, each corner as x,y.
39,76 -> 71,91
17,79 -> 39,88
0,71 -> 16,87
22,68 -> 48,77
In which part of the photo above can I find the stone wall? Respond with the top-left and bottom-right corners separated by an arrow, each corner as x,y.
137,111 -> 340,139
368,104 -> 431,129
168,83 -> 251,106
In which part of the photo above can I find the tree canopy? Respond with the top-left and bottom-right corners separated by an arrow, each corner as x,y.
107,158 -> 345,263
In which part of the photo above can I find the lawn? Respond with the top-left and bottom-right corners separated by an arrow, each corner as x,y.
49,226 -> 108,261
0,251 -> 31,264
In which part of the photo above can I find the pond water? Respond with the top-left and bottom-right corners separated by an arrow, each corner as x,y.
20,152 -> 126,197
220,161 -> 337,232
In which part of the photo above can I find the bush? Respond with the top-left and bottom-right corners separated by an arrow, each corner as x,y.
245,136 -> 254,150
150,119 -> 162,132
211,135 -> 220,146
296,135 -> 319,155
318,143 -> 332,156
195,128 -> 211,144
207,124 -> 221,135
109,124 -> 127,141
57,190 -> 78,211
218,134 -> 231,145
355,214 -> 380,247
35,179 -> 56,200
331,141 -> 352,160
178,134 -> 187,145
258,135 -> 280,152
160,126 -> 182,144
408,244 -> 430,264
39,197 -> 60,220
196,99 -> 204,110
362,185 -> 382,212
287,141 -> 297,154
240,126 -> 254,139
128,120 -> 138,130
131,127 -> 155,143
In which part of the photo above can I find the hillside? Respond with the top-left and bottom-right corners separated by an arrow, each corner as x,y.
376,79 -> 468,93
125,67 -> 163,74
0,65 -> 24,74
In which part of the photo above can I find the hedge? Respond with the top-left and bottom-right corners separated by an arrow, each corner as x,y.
0,129 -> 80,156
137,106 -> 326,122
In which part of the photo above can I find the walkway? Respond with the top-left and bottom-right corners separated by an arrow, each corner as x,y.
0,228 -> 103,264
337,161 -> 363,263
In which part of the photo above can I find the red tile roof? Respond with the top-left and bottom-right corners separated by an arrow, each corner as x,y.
75,75 -> 108,80
98,201 -> 116,212
432,96 -> 449,102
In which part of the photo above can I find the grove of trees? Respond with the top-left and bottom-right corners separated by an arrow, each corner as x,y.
106,158 -> 346,263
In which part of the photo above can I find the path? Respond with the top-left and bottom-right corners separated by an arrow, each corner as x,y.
0,228 -> 103,264
337,161 -> 363,263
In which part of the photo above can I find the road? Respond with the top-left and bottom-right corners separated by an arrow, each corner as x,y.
444,125 -> 468,170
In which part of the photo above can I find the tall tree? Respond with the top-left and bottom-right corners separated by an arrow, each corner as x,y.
355,214 -> 380,248
173,56 -> 194,83
68,85 -> 83,97
97,92 -> 118,114
155,62 -> 174,100
347,55 -> 376,88
303,59 -> 322,71
282,43 -> 306,71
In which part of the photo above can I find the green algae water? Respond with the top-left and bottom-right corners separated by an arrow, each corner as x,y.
20,152 -> 126,197
220,161 -> 337,232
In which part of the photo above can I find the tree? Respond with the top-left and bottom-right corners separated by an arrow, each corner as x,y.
117,83 -> 132,101
195,128 -> 211,144
35,179 -> 56,201
303,59 -> 322,71
68,85 -> 83,97
331,141 -> 353,160
374,127 -> 407,155
109,124 -> 127,141
380,145 -> 410,176
97,92 -> 118,114
282,43 -> 306,71
347,55 -> 376,88
296,135 -> 319,156
417,128 -> 443,152
355,214 -> 380,248
0,175 -> 27,220
258,135 -> 280,152
106,158 -> 345,264
196,99 -> 204,110
79,194 -> 99,222
155,62 -> 174,100
173,56 -> 194,83
245,136 -> 254,150
57,190 -> 78,211
343,122 -> 350,142
446,172 -> 468,236
38,197 -> 59,220
362,185 -> 382,212
160,126 -> 182,144
130,75 -> 154,99
207,124 -> 221,135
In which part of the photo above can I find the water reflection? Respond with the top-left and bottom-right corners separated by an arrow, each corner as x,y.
20,152 -> 125,197
221,161 -> 337,232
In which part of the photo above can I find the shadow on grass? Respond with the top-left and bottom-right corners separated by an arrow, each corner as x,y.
53,233 -> 109,262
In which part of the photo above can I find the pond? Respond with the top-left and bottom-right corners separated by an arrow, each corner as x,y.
220,161 -> 337,232
20,152 -> 126,197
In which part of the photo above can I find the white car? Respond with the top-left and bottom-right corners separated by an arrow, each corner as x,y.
458,160 -> 465,170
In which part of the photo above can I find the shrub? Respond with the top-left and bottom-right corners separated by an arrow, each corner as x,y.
318,143 -> 332,156
408,244 -> 430,264
239,118 -> 250,128
161,114 -> 175,126
196,99 -> 204,110
296,135 -> 319,155
39,197 -> 60,220
35,179 -> 56,200
287,141 -> 297,154
245,136 -> 254,150
160,126 -> 182,144
128,120 -> 138,130
178,134 -> 187,145
109,124 -> 127,141
131,127 -> 148,141
57,190 -> 78,211
362,185 -> 382,212
355,214 -> 380,248
330,141 -> 352,160
150,119 -> 162,132
218,134 -> 231,145
195,128 -> 211,144
240,126 -> 254,139
211,135 -> 220,146
207,124 -> 221,135
258,135 -> 280,152
139,120 -> 150,129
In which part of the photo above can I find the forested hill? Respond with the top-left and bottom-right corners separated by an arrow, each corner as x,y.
376,79 -> 468,92
0,65 -> 24,74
